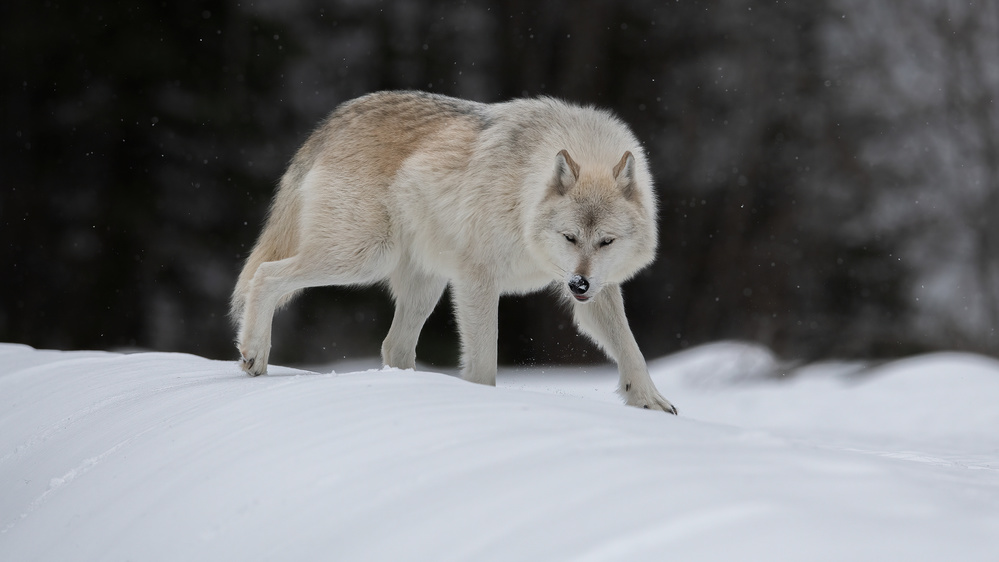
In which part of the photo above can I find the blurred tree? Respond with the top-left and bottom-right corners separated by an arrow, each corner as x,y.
823,0 -> 999,355
1,1 -> 299,355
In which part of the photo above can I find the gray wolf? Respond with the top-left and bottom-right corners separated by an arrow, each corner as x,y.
231,91 -> 676,413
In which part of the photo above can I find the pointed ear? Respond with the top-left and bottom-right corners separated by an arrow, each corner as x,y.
550,149 -> 580,196
613,151 -> 636,199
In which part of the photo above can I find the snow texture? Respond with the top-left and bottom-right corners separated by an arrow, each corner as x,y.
1,341 -> 998,560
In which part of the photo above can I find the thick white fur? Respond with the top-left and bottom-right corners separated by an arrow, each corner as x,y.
231,91 -> 676,413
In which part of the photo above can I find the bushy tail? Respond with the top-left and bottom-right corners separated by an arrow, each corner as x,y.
229,174 -> 302,327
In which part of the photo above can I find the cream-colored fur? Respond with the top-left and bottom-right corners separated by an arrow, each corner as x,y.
231,91 -> 676,413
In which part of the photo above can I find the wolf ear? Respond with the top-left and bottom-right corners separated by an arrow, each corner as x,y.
613,151 -> 637,199
551,149 -> 580,196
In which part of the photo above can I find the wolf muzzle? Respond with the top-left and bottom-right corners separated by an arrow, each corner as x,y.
568,274 -> 590,302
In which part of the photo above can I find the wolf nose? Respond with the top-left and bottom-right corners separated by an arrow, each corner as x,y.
568,274 -> 590,295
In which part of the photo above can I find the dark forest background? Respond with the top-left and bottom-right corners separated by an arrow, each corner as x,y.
3,0 -> 998,368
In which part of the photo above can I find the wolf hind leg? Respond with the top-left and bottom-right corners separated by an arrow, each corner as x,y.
237,247 -> 393,375
236,256 -> 327,375
381,256 -> 448,369
451,277 -> 500,386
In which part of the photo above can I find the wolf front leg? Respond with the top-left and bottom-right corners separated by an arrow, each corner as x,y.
451,278 -> 500,386
573,284 -> 677,414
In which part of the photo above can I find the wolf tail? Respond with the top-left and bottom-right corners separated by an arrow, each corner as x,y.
229,170 -> 303,326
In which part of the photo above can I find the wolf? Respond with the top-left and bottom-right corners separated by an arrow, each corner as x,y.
231,91 -> 676,413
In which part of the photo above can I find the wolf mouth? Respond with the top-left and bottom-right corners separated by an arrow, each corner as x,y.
572,295 -> 591,302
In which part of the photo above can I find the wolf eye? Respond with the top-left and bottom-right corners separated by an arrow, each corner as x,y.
600,238 -> 615,247
563,234 -> 577,244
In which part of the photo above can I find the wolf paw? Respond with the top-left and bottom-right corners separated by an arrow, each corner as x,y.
238,347 -> 267,376
623,384 -> 678,415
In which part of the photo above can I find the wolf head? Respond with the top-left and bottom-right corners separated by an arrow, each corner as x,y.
532,149 -> 658,303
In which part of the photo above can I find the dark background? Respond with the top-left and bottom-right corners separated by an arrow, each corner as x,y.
3,0 -> 998,368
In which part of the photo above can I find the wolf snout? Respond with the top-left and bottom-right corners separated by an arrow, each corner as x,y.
567,274 -> 591,302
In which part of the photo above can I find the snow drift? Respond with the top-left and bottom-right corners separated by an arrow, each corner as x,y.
1,342 -> 997,560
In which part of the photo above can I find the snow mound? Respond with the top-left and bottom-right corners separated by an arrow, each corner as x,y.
1,342 -> 998,561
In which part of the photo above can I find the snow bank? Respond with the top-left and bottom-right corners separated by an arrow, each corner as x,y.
1,342 -> 997,560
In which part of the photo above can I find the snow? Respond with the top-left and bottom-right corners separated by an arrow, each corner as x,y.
1,341 -> 998,560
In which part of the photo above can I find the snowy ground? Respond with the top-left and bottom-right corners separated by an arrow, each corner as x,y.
1,341 -> 998,560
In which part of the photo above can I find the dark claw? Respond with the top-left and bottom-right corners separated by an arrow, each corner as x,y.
643,405 -> 649,409
625,383 -> 631,391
